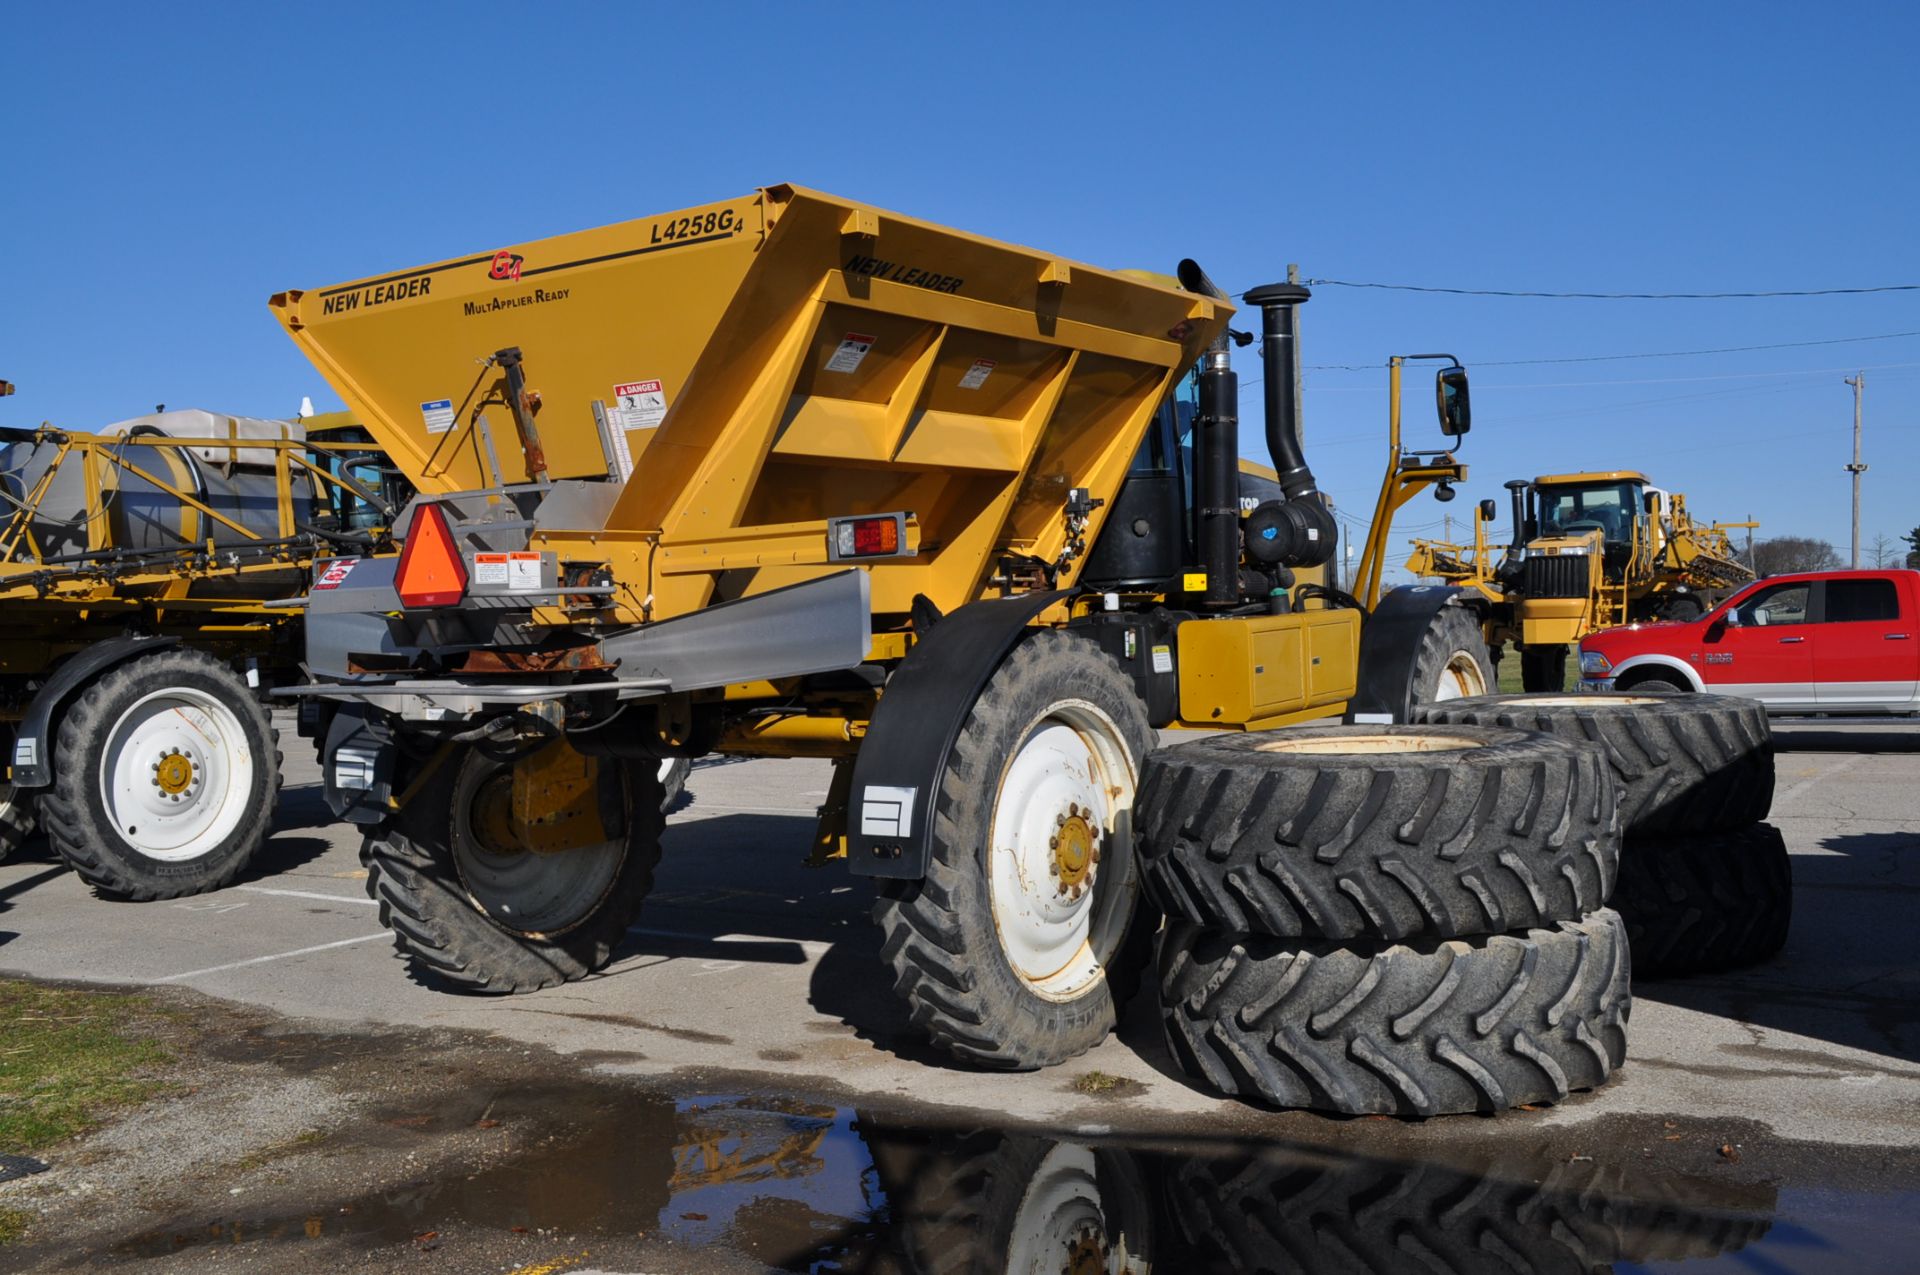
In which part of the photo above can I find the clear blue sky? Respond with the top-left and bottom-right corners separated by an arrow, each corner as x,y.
4,3 -> 1915,576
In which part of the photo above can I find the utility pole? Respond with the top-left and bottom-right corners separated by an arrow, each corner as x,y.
1845,373 -> 1866,568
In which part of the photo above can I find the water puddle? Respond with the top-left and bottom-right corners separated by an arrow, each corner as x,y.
111,1091 -> 1920,1272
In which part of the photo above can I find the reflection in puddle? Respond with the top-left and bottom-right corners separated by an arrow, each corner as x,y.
117,1091 -> 1918,1272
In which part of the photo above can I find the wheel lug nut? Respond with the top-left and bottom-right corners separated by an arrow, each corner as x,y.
1048,860 -> 1058,876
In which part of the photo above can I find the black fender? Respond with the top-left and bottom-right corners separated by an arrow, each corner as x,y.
323,703 -> 401,825
9,635 -> 183,788
1349,585 -> 1482,724
848,590 -> 1074,880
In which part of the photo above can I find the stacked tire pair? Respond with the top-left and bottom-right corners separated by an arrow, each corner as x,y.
1418,692 -> 1788,978
1137,723 -> 1629,1116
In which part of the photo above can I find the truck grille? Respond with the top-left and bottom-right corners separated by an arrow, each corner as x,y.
1523,555 -> 1588,599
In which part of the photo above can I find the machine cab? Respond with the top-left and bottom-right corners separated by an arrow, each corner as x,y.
1530,471 -> 1654,570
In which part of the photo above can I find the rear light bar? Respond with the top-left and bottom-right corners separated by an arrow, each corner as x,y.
827,511 -> 913,562
395,502 -> 469,607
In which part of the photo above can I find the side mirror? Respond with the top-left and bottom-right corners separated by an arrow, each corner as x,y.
1436,366 -> 1471,436
1477,498 -> 1497,522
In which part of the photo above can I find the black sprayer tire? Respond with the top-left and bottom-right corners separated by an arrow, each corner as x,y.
658,757 -> 690,813
1414,691 -> 1774,837
1408,603 -> 1496,705
873,631 -> 1158,1071
1520,645 -> 1569,692
0,784 -> 33,863
1157,909 -> 1630,1116
1612,823 -> 1792,978
363,740 -> 663,994
1163,1143 -> 1775,1274
1136,724 -> 1618,942
41,649 -> 279,900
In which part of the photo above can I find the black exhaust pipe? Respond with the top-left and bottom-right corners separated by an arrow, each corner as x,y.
1504,479 -> 1530,562
1177,260 -> 1242,609
1240,282 -> 1336,569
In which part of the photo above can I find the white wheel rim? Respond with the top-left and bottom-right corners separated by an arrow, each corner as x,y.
451,752 -> 628,937
1433,651 -> 1487,701
987,701 -> 1138,1003
99,687 -> 254,862
1004,1143 -> 1148,1275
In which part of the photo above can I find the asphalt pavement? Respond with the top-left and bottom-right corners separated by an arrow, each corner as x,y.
3,714 -> 1918,1153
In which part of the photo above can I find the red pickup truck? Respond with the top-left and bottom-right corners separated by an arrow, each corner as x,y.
1578,568 -> 1920,713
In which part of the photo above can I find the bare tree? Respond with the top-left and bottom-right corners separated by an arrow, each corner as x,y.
1750,536 -> 1841,577
1869,533 -> 1902,568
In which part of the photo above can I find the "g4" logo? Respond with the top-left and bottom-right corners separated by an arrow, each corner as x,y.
488,250 -> 525,282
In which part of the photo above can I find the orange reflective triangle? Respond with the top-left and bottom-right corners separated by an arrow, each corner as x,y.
396,503 -> 468,607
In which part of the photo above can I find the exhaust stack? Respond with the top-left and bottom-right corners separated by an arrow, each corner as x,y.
1240,282 -> 1336,570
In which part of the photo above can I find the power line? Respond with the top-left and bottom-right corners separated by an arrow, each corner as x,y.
1281,278 -> 1920,300
1301,328 -> 1920,373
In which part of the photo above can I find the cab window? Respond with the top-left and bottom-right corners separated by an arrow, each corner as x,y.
1735,582 -> 1810,627
1824,577 -> 1900,623
1538,481 -> 1641,544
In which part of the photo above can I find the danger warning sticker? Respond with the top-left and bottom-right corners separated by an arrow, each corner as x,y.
958,359 -> 996,390
610,379 -> 667,431
825,333 -> 876,374
473,552 -> 544,591
312,557 -> 359,590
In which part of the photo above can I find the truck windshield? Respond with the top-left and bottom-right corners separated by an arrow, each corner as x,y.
1538,481 -> 1643,544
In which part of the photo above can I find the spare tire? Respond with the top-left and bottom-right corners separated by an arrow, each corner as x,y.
1612,823 -> 1792,978
1136,724 -> 1617,942
1157,909 -> 1630,1116
1414,691 -> 1773,836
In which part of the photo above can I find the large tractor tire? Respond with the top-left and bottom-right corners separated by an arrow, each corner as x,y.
0,784 -> 33,863
1612,823 -> 1792,978
658,757 -> 690,812
1408,603 -> 1495,704
1520,644 -> 1569,692
1415,691 -> 1774,836
41,649 -> 279,900
1158,909 -> 1630,1116
1136,724 -> 1618,942
364,738 -> 663,993
1164,1144 -> 1774,1273
874,631 -> 1158,1071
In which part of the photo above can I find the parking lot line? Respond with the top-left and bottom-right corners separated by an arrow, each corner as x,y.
152,933 -> 389,983
235,885 -> 378,907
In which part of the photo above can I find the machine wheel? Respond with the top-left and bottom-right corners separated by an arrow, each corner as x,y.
41,649 -> 279,900
1612,824 -> 1792,978
364,739 -> 663,993
1408,604 -> 1494,704
874,631 -> 1157,1070
1415,691 -> 1773,836
1158,909 -> 1630,1116
658,757 -> 690,812
1520,644 -> 1569,692
0,784 -> 34,863
1136,724 -> 1617,942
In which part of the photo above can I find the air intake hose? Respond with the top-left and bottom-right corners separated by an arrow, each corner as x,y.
1240,282 -> 1335,568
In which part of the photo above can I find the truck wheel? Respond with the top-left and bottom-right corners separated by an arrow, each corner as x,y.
1136,724 -> 1618,941
41,649 -> 279,900
1612,824 -> 1791,978
1409,605 -> 1494,703
1520,645 -> 1568,692
1414,692 -> 1773,836
1159,909 -> 1629,1115
658,757 -> 690,813
364,739 -> 662,993
0,784 -> 33,863
873,631 -> 1157,1070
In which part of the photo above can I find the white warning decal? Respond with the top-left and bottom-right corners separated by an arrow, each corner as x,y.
610,378 -> 667,431
473,553 -> 509,586
1150,645 -> 1174,675
508,551 -> 542,591
860,785 -> 917,838
312,557 -> 359,591
420,398 -> 455,434
826,333 -> 876,374
958,359 -> 996,390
